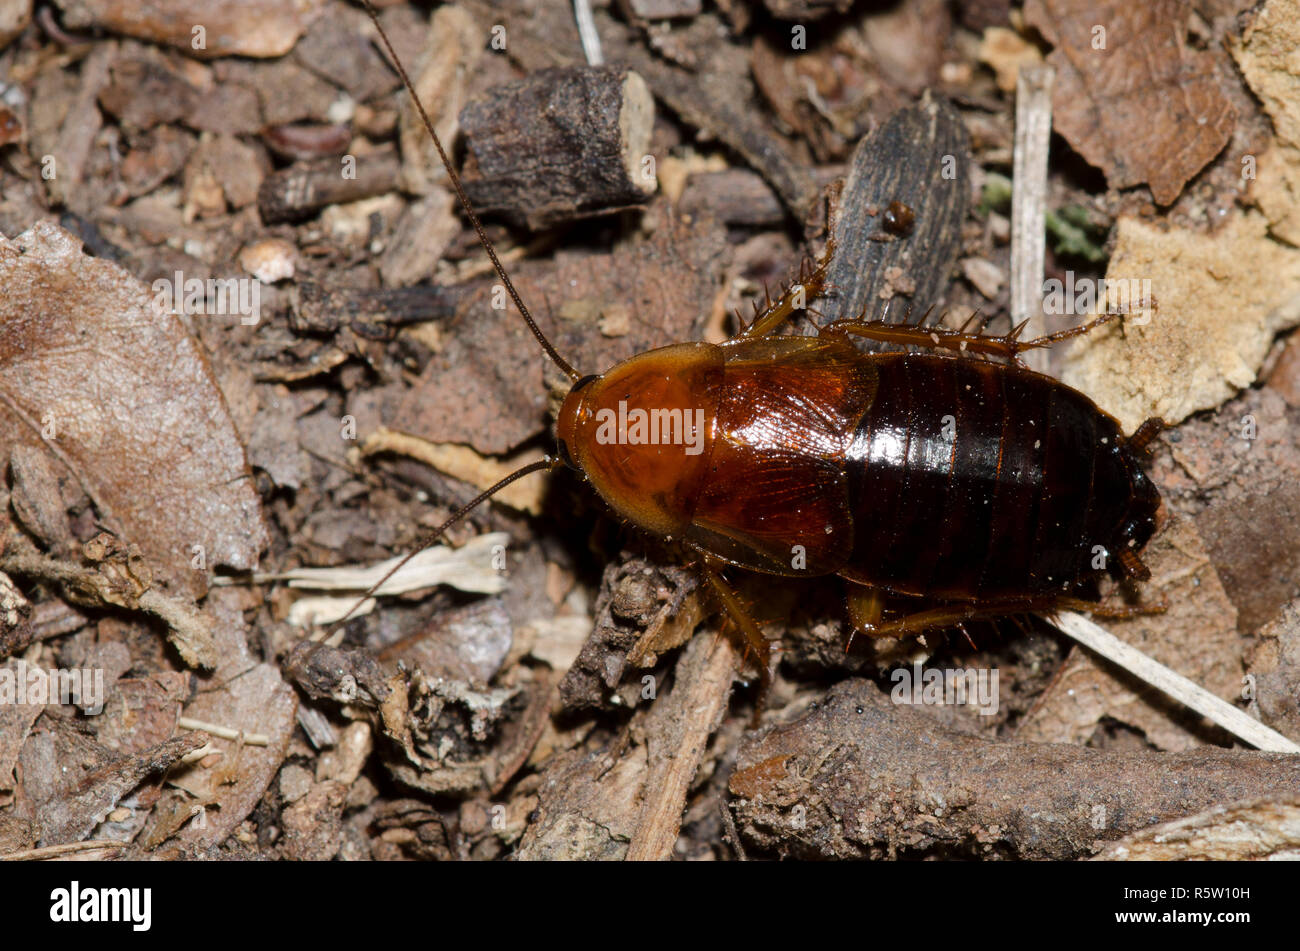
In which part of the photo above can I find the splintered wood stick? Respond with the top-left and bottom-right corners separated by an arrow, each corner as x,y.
1010,63 -> 1055,375
626,631 -> 740,860
459,66 -> 656,229
1046,611 -> 1300,754
257,148 -> 401,224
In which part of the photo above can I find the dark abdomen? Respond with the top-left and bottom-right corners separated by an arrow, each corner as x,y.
841,354 -> 1153,601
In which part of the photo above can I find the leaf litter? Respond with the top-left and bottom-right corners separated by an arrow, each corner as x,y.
1,0 -> 1300,863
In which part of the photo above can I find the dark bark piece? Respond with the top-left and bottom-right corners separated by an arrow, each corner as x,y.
821,94 -> 971,324
730,680 -> 1300,859
291,281 -> 464,335
459,2 -> 818,219
284,641 -> 391,707
257,148 -> 400,224
558,556 -> 699,714
460,66 -> 656,230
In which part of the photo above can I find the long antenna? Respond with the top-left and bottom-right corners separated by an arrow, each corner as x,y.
321,458 -> 559,639
362,0 -> 581,383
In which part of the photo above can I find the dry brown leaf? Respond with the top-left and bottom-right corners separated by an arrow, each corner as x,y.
1246,599 -> 1300,743
1024,0 -> 1235,205
0,222 -> 268,598
0,662 -> 43,794
360,428 -> 546,514
1155,388 -> 1300,632
36,733 -> 207,847
1060,212 -> 1300,433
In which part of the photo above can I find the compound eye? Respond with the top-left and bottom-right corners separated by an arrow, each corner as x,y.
556,438 -> 579,471
572,374 -> 599,394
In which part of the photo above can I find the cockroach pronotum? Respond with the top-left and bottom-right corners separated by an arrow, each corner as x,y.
339,4 -> 1164,685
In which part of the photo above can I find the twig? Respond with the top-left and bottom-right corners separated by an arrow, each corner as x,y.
1010,63 -> 1055,374
1046,611 -> 1300,754
626,631 -> 739,860
573,0 -> 604,66
177,717 -> 269,747
0,541 -> 216,669
732,679 -> 1300,859
1,840 -> 127,861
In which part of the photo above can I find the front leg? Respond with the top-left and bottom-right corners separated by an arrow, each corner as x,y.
734,233 -> 837,340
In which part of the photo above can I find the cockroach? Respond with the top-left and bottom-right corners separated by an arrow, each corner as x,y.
340,4 -> 1164,682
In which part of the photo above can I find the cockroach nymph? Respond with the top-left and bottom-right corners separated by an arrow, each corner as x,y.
340,4 -> 1164,687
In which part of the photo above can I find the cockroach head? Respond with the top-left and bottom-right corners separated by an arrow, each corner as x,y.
554,343 -> 723,536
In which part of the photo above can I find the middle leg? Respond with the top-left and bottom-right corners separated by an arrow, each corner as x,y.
822,311 -> 1122,366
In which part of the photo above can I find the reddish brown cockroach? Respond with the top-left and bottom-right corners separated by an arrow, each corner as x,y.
342,5 -> 1163,682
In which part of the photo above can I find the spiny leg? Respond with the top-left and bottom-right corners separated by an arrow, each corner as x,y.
1114,548 -> 1151,582
699,563 -> 773,682
699,562 -> 776,726
844,581 -> 885,654
848,596 -> 1071,639
823,311 -> 1121,366
1054,590 -> 1168,618
734,233 -> 838,340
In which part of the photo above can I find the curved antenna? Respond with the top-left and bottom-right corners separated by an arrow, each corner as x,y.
362,0 -> 581,383
320,457 -> 559,640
